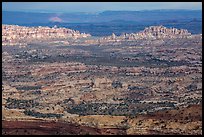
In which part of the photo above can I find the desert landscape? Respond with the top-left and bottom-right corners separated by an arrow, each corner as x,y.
2,24 -> 202,135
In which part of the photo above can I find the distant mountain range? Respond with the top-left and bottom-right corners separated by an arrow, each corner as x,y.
3,10 -> 202,24
2,10 -> 202,36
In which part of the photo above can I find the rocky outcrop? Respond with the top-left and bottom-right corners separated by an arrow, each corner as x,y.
112,25 -> 191,40
2,25 -> 198,46
119,26 -> 191,40
2,25 -> 91,46
142,26 -> 191,38
84,26 -> 193,45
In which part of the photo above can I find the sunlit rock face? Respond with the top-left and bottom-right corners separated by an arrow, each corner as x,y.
2,24 -> 91,46
103,26 -> 191,40
141,26 -> 191,38
83,26 -> 194,45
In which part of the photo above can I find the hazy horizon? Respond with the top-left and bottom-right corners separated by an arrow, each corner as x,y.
2,9 -> 202,14
3,2 -> 202,13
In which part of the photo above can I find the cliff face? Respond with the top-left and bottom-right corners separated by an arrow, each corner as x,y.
2,25 -> 91,46
141,25 -> 191,38
2,25 -> 200,46
101,26 -> 191,41
84,26 -> 195,45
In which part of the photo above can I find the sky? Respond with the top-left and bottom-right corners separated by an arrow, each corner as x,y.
2,2 -> 202,13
